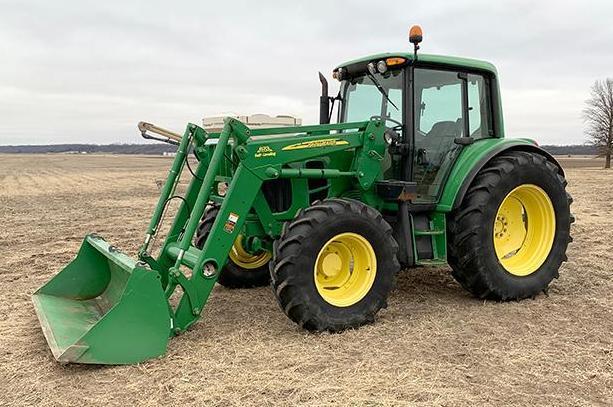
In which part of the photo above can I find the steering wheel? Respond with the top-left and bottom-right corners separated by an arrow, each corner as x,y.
371,115 -> 403,130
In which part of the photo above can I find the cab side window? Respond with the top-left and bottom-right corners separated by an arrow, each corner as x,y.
419,79 -> 464,135
467,74 -> 493,139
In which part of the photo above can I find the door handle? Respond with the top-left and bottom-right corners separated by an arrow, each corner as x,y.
416,148 -> 428,165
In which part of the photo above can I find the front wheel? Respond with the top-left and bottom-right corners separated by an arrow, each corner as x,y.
195,206 -> 271,288
448,151 -> 573,300
270,199 -> 400,332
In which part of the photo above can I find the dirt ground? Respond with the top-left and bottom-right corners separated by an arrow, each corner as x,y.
0,154 -> 611,406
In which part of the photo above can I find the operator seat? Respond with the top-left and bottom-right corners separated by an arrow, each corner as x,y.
420,120 -> 461,166
413,120 -> 462,196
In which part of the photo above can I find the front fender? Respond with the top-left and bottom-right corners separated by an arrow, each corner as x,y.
436,138 -> 563,212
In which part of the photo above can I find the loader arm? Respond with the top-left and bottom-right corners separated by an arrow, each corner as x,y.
148,117 -> 387,333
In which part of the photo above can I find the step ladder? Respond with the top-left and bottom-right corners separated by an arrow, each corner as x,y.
411,212 -> 447,266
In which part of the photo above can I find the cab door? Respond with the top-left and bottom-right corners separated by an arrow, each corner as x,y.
410,67 -> 493,203
411,68 -> 465,203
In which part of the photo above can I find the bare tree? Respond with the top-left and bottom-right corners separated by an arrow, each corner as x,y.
583,79 -> 613,169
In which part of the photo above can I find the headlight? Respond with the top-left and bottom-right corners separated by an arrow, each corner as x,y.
377,60 -> 388,74
384,131 -> 393,144
367,62 -> 377,75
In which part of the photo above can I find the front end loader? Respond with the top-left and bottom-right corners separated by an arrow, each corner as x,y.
33,26 -> 572,364
33,118 -> 391,363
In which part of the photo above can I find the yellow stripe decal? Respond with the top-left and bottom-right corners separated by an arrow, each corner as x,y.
282,138 -> 349,151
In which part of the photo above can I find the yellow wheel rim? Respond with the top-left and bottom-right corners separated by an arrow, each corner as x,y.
228,235 -> 271,269
314,232 -> 377,307
493,184 -> 556,276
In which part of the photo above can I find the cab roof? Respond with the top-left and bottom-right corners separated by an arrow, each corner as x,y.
335,52 -> 498,76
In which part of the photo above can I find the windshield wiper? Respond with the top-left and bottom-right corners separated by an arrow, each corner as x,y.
366,72 -> 399,111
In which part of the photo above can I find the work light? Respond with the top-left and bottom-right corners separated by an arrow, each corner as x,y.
367,62 -> 377,75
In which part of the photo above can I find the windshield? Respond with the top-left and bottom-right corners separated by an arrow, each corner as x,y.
341,69 -> 403,123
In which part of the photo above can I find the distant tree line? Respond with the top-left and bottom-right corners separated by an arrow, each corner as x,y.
538,144 -> 598,155
0,143 -> 177,155
0,143 -> 598,156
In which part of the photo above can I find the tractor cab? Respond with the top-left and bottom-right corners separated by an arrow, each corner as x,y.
324,37 -> 501,204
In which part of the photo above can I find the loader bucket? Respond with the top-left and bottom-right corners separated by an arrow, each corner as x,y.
32,235 -> 171,364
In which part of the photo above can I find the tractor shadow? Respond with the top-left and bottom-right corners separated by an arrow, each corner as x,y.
197,266 -> 488,339
196,266 -> 481,339
395,265 -> 468,301
385,266 -> 487,321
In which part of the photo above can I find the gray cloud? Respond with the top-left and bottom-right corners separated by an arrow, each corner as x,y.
1,0 -> 611,145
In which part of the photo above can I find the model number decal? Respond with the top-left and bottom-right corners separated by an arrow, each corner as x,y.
282,138 -> 349,151
255,145 -> 276,158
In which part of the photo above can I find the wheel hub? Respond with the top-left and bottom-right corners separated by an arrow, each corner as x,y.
494,214 -> 509,238
228,234 -> 271,269
320,252 -> 343,278
314,233 -> 377,307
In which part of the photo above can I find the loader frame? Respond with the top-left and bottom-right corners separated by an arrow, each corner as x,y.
138,118 -> 387,333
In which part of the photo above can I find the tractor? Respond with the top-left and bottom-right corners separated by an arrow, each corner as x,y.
32,26 -> 573,364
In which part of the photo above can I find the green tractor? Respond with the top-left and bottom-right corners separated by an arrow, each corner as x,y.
32,27 -> 572,364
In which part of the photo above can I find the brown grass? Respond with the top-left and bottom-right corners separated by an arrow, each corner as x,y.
0,154 -> 611,406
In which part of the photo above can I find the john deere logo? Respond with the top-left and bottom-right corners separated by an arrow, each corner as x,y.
282,138 -> 349,151
255,145 -> 276,158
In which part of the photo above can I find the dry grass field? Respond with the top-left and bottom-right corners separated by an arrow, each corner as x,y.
0,153 -> 611,406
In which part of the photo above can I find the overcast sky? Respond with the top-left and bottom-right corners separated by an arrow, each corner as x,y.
1,0 -> 612,145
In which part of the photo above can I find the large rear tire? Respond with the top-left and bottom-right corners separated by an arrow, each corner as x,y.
448,151 -> 573,300
270,199 -> 400,332
195,205 -> 271,289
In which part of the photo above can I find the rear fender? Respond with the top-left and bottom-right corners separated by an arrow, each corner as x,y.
436,138 -> 564,212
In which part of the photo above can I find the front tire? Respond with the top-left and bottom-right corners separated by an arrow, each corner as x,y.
448,151 -> 573,300
270,199 -> 400,332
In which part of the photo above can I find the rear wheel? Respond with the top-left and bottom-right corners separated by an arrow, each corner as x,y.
195,206 -> 271,288
448,151 -> 573,300
270,199 -> 399,331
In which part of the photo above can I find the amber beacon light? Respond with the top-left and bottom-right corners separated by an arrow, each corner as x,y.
409,25 -> 423,59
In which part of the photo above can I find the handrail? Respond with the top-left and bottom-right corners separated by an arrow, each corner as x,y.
138,121 -> 183,144
248,120 -> 372,137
